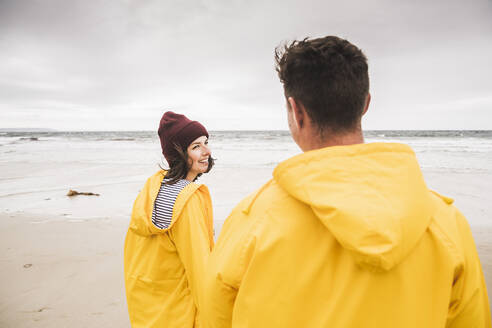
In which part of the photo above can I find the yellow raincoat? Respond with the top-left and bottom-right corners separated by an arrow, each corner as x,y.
124,171 -> 214,328
204,143 -> 491,327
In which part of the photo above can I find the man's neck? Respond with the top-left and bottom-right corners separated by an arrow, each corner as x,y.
300,128 -> 365,152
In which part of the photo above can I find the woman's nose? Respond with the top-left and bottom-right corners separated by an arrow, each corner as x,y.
202,144 -> 211,156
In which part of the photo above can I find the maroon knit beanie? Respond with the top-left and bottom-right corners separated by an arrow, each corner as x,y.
158,111 -> 209,164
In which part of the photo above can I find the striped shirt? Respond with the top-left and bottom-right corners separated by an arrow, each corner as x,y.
152,179 -> 191,229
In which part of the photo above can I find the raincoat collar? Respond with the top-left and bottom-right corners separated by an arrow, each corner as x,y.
129,170 -> 206,236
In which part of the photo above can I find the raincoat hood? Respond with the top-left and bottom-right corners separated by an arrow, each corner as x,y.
128,170 -> 206,237
273,142 -> 435,271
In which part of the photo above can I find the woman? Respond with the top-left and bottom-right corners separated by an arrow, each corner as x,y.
124,111 -> 214,328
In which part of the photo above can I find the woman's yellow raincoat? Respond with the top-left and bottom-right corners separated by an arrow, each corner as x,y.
124,171 -> 214,327
203,143 -> 491,328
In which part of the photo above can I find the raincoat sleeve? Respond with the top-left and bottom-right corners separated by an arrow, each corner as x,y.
446,210 -> 491,327
169,190 -> 214,325
203,206 -> 260,328
202,269 -> 237,328
202,228 -> 239,327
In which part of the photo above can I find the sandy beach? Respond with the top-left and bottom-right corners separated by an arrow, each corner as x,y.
1,137 -> 492,326
0,164 -> 276,327
0,213 -> 129,327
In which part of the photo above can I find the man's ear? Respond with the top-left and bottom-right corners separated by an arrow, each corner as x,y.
362,93 -> 371,116
287,97 -> 305,129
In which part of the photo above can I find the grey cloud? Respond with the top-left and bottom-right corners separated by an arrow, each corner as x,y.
1,0 -> 491,129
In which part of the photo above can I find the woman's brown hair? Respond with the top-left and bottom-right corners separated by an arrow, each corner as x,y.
160,142 -> 214,185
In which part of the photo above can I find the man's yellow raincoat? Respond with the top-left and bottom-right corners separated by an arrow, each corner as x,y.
124,171 -> 214,328
204,143 -> 491,328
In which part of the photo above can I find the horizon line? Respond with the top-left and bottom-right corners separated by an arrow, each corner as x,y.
1,128 -> 492,133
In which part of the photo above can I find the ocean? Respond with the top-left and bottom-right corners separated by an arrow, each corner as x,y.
1,130 -> 491,171
1,130 -> 491,228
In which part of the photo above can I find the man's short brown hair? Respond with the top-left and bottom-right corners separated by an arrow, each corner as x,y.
275,36 -> 369,133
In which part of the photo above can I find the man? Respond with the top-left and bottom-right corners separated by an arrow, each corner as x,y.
203,36 -> 491,327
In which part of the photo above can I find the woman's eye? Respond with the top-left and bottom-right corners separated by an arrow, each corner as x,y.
193,145 -> 199,149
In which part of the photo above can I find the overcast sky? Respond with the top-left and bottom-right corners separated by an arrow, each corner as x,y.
1,0 -> 491,130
